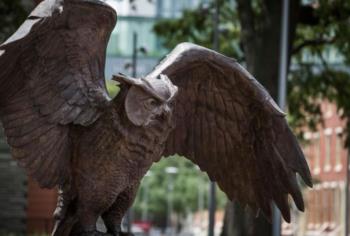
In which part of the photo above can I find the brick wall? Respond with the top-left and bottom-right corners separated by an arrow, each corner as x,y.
282,101 -> 349,236
304,102 -> 348,182
27,179 -> 57,234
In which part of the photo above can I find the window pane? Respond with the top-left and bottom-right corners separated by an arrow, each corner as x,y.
324,133 -> 332,171
335,132 -> 343,169
313,134 -> 321,173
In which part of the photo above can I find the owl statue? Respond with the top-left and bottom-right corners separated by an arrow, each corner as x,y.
0,0 -> 312,236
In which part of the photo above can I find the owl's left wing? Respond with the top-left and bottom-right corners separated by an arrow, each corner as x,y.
147,43 -> 312,222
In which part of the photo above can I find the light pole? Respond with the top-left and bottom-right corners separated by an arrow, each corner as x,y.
273,0 -> 290,235
125,32 -> 140,235
124,33 -> 139,235
124,31 -> 148,234
132,32 -> 138,78
165,166 -> 178,236
124,32 -> 147,77
198,174 -> 204,226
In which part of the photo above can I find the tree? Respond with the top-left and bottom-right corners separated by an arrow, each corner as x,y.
153,0 -> 350,235
132,156 -> 227,228
0,0 -> 30,43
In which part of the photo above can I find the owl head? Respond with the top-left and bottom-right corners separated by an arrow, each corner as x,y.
113,74 -> 178,126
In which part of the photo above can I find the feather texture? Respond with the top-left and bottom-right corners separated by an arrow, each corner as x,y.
148,43 -> 312,223
0,0 -> 116,188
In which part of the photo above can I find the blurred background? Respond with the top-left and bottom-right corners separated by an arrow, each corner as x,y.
0,0 -> 350,235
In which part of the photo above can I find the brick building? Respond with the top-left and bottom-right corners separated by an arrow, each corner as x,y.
26,180 -> 57,234
283,102 -> 350,236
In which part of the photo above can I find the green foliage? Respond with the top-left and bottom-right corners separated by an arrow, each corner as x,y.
132,156 -> 227,226
288,65 -> 350,145
153,0 -> 242,59
288,0 -> 350,143
317,0 -> 350,64
154,0 -> 350,146
106,79 -> 120,98
0,0 -> 29,43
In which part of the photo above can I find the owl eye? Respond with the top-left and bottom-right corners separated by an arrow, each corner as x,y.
144,98 -> 159,110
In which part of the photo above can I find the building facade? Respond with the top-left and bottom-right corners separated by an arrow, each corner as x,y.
105,0 -> 208,78
282,102 -> 349,236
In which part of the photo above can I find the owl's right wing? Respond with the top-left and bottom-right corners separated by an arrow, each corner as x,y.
0,0 -> 116,188
148,43 -> 312,222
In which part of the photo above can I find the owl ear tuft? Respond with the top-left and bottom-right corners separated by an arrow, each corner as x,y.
112,73 -> 140,85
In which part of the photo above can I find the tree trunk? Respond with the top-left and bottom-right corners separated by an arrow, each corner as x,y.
221,0 -> 301,235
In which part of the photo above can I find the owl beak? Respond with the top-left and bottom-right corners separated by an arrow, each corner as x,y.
160,105 -> 173,125
163,105 -> 171,115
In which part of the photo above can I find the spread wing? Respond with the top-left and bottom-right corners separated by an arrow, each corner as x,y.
0,0 -> 116,188
148,43 -> 313,222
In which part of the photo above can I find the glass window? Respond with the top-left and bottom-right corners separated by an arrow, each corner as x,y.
303,132 -> 312,166
313,133 -> 321,174
324,102 -> 333,118
315,187 -> 322,228
107,17 -> 162,57
324,187 -> 330,226
161,0 -> 173,18
158,0 -> 205,18
107,31 -> 120,56
333,185 -> 341,226
335,131 -> 343,171
324,131 -> 332,172
307,190 -> 316,229
329,186 -> 336,228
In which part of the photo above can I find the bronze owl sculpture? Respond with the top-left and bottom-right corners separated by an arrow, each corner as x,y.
0,0 -> 312,235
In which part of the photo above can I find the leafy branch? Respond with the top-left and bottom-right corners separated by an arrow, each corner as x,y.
292,37 -> 336,54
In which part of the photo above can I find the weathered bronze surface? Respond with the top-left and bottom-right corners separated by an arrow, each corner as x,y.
0,0 -> 312,235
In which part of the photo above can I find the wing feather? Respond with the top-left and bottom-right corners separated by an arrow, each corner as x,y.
0,0 -> 116,188
151,43 -> 312,222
